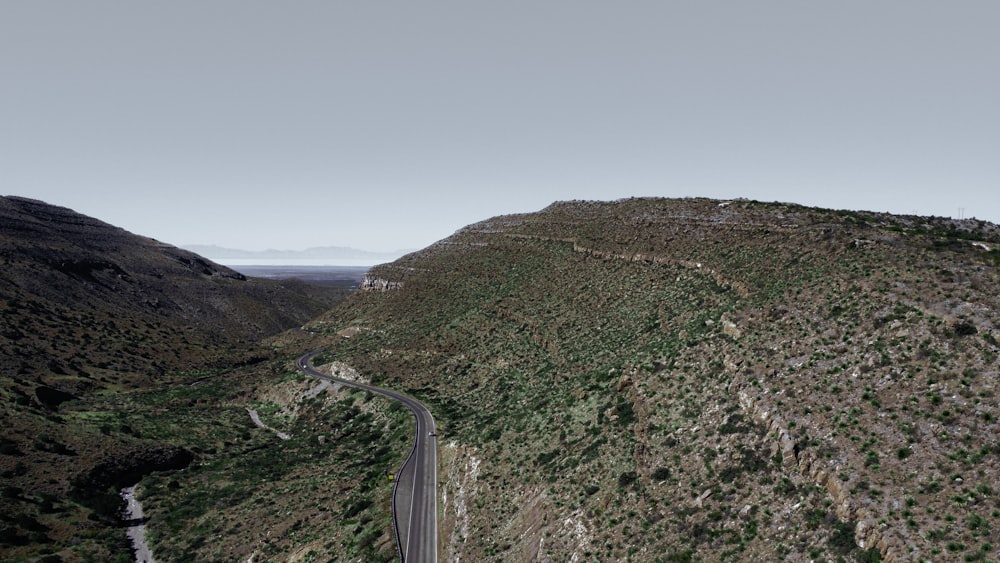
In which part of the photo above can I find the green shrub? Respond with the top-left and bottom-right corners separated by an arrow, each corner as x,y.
617,471 -> 638,488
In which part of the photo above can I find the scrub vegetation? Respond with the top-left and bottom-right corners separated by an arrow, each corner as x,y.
4,195 -> 1000,561
311,197 -> 1000,562
0,196 -> 370,561
133,367 -> 411,562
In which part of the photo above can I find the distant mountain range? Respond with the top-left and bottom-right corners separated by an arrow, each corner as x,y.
182,244 -> 412,265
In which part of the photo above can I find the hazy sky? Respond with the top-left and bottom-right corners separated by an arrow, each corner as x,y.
2,2 -> 998,252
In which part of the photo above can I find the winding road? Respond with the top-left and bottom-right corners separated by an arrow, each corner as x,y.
297,352 -> 438,563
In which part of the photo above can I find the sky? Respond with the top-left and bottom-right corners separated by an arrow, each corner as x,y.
2,1 -> 998,252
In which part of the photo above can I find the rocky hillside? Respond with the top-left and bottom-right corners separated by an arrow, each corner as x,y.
310,198 -> 1000,562
0,196 -> 345,559
0,196 -> 340,390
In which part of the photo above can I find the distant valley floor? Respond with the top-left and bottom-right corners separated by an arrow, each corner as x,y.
230,265 -> 371,287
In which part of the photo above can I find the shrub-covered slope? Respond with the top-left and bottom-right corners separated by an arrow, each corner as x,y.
0,196 -> 347,559
312,197 -> 1000,562
0,196 -> 336,391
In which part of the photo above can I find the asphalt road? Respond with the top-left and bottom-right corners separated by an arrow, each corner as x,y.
297,352 -> 438,563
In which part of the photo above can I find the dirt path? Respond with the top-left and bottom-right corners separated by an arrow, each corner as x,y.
121,485 -> 155,563
246,407 -> 291,440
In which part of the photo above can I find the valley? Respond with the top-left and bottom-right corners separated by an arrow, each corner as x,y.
0,196 -> 404,561
3,195 -> 1000,561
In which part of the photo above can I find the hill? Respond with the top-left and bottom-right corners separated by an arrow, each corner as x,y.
306,197 -> 1000,561
0,196 -> 350,391
0,196 -> 351,558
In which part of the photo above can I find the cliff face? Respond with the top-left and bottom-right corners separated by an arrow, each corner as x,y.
314,197 -> 1000,562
